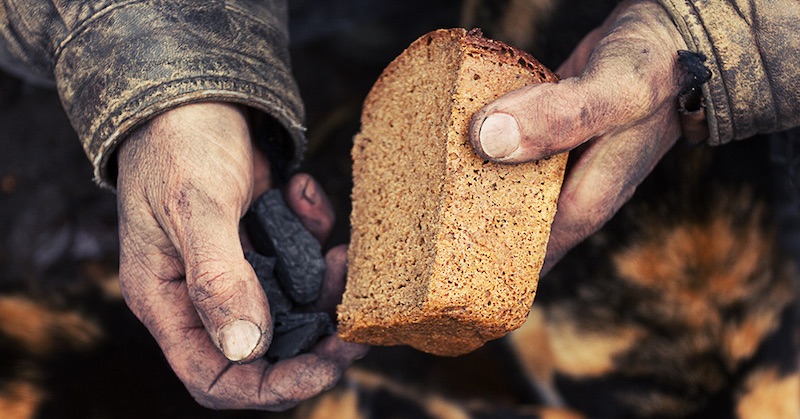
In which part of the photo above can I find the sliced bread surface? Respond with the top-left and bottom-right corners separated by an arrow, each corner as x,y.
338,28 -> 567,356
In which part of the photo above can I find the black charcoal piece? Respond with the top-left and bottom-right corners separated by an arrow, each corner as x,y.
244,251 -> 276,278
273,311 -> 335,334
266,312 -> 336,361
245,190 -> 326,305
244,251 -> 292,316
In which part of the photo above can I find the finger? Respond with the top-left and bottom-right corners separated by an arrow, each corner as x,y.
284,173 -> 335,244
117,242 -> 237,404
120,261 -> 348,411
117,102 -> 271,362
469,79 -> 603,162
228,335 -> 366,410
172,185 -> 272,363
311,334 -> 369,369
540,111 -> 680,275
469,2 -> 685,164
202,353 -> 344,411
469,63 -> 666,164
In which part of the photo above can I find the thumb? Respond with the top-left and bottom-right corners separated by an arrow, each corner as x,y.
118,102 -> 271,364
469,3 -> 685,164
470,71 -> 639,163
178,200 -> 272,363
469,77 -> 616,163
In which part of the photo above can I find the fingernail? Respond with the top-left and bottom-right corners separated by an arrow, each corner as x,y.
219,320 -> 261,362
302,177 -> 318,205
479,113 -> 521,159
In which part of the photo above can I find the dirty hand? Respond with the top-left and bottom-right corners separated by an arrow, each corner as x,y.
469,0 -> 691,274
116,102 -> 366,410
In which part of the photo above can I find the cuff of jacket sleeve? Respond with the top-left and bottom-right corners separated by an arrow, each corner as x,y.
52,1 -> 306,188
656,0 -> 777,146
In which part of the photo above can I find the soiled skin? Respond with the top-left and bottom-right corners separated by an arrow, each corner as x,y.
470,0 -> 690,274
116,103 -> 366,410
107,0 -> 800,410
114,1 -> 685,408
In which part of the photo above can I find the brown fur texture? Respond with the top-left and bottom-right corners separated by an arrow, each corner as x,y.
523,140 -> 799,418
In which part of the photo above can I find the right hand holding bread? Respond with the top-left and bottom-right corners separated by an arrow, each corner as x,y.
469,0 -> 691,274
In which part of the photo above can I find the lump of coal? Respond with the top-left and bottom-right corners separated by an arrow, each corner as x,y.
245,250 -> 276,277
267,312 -> 336,361
244,190 -> 337,362
245,190 -> 326,305
244,251 -> 292,316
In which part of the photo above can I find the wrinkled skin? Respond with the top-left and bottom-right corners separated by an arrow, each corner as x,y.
113,0 -> 689,406
469,0 -> 690,275
116,102 -> 366,410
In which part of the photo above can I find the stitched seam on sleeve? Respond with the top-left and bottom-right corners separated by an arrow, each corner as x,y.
52,0 -> 142,62
89,77 -> 306,187
687,1 -> 735,145
748,8 -> 779,132
656,0 -> 724,144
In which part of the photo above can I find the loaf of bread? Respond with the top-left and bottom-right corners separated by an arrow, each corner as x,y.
337,28 -> 568,356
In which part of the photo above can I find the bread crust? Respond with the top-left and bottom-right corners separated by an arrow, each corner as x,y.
338,28 -> 567,356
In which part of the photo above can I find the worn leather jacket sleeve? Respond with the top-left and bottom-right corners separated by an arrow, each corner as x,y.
657,0 -> 800,145
0,0 -> 305,187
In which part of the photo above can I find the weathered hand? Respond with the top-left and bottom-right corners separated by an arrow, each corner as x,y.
469,0 -> 690,274
116,102 -> 366,410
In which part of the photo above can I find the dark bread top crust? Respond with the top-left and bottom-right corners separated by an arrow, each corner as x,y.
362,28 -> 557,125
462,28 -> 558,84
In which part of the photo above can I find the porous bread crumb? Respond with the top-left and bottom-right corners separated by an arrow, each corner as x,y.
338,28 -> 567,356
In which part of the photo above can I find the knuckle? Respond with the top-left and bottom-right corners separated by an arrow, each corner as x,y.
621,76 -> 661,118
589,38 -> 676,122
160,180 -> 240,225
189,266 -> 242,310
